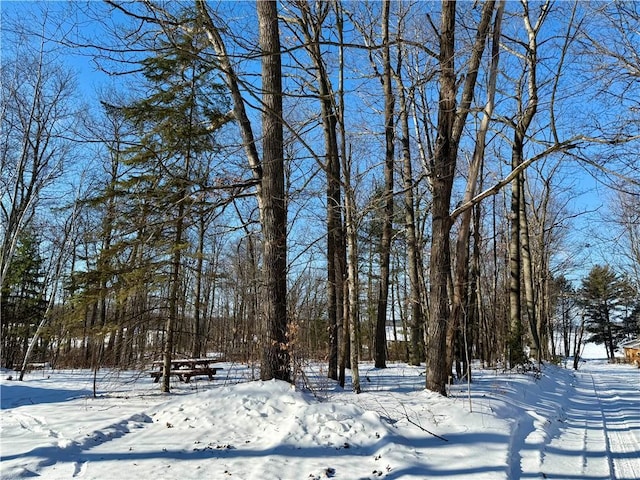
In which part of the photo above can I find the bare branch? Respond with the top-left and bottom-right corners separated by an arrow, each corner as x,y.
451,138 -> 581,220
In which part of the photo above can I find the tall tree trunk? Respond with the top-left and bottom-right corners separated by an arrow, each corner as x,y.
95,127 -> 123,368
335,2 -> 349,388
193,216 -> 206,358
162,63 -> 199,390
339,254 -> 350,386
374,0 -> 394,369
294,1 -> 344,381
327,184 -> 343,381
344,147 -> 361,394
508,169 -> 524,367
426,0 -> 457,396
162,190 -> 186,393
257,0 -> 289,382
426,0 -> 494,395
448,0 -> 504,378
519,175 -> 541,360
508,0 -> 543,367
199,0 -> 289,381
537,251 -> 551,360
470,201 -> 483,368
394,48 -> 424,366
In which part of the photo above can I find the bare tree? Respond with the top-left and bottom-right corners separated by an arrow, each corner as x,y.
1,8 -> 84,375
370,0 -> 394,370
18,196 -> 83,380
507,0 -> 551,366
280,0 -> 346,381
392,2 -> 428,367
448,0 -> 504,378
343,147 -> 361,393
425,0 -> 495,395
1,9 -> 77,311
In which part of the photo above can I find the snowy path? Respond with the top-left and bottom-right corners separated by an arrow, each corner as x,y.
516,364 -> 640,480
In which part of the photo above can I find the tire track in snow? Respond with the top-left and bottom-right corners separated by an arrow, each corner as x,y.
534,370 -> 613,479
534,366 -> 640,480
588,373 -> 616,479
503,368 -> 574,480
608,419 -> 640,480
589,371 -> 640,480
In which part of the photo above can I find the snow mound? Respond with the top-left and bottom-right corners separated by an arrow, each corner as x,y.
144,380 -> 391,478
150,379 -> 388,444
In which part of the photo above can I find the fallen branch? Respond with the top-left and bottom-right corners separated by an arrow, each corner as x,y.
401,403 -> 449,442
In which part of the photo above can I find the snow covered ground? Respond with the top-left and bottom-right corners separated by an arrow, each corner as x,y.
1,345 -> 639,480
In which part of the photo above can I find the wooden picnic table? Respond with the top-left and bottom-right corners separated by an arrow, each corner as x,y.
150,358 -> 224,383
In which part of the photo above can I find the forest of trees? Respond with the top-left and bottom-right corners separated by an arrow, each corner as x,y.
2,1 -> 639,394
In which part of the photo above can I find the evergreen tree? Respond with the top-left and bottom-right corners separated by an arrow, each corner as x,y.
0,231 -> 46,368
95,14 -> 230,391
618,276 -> 640,339
579,265 -> 632,360
619,280 -> 640,339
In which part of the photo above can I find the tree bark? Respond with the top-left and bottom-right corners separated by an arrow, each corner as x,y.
508,169 -> 524,367
426,0 -> 495,396
162,193 -> 185,393
374,0 -> 394,369
508,0 -> 544,367
257,0 -> 289,382
448,0 -> 504,377
335,2 -> 349,388
344,150 -> 361,394
193,215 -> 206,358
426,0 -> 457,396
519,174 -> 541,360
293,0 -> 344,381
394,44 -> 425,366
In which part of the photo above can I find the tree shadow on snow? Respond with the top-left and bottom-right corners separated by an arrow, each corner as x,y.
2,429 -> 512,479
1,383 -> 92,409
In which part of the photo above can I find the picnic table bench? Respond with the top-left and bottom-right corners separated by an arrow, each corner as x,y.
150,358 -> 224,383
